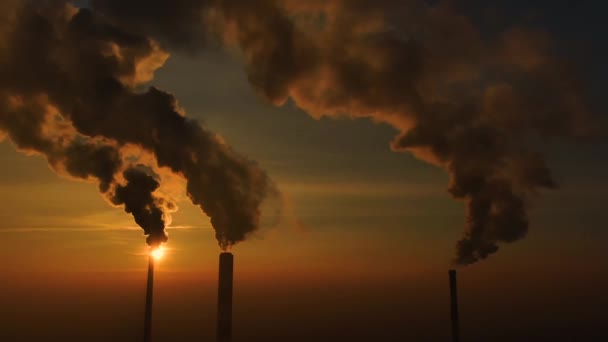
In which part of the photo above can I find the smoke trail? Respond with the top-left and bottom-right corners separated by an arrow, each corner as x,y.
93,0 -> 594,263
0,1 -> 273,249
230,1 -> 592,264
110,167 -> 173,247
0,92 -> 172,245
233,1 -> 592,264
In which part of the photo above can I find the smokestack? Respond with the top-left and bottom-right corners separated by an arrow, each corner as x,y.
144,253 -> 155,342
217,252 -> 234,342
449,269 -> 460,342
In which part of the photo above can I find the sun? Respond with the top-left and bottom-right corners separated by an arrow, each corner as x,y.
151,246 -> 165,261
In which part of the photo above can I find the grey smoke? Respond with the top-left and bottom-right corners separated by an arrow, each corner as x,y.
1,0 -> 593,260
92,0 -> 593,263
111,167 -> 172,247
0,0 -> 274,249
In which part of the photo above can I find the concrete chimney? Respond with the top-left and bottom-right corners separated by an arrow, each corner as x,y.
449,269 -> 460,342
217,252 -> 234,342
144,254 -> 155,342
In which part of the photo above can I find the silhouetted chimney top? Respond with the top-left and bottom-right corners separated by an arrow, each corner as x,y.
144,254 -> 155,342
217,252 -> 234,342
449,269 -> 460,342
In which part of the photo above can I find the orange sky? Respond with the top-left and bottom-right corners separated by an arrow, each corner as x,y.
1,52 -> 607,339
1,1 -> 608,341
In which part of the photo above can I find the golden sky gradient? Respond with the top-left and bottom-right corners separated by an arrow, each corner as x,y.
1,1 -> 608,341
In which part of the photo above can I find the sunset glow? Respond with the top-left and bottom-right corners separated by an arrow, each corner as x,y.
0,1 -> 605,341
150,247 -> 165,261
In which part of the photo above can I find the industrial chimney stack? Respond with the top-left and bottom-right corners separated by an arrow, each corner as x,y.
144,254 -> 155,342
449,269 -> 460,342
217,252 -> 234,342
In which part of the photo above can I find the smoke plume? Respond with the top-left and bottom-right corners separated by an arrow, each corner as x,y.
111,167 -> 173,247
0,1 -> 273,249
93,0 -> 593,263
1,0 -> 594,260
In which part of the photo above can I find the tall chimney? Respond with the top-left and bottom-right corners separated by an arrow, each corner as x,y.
448,269 -> 460,342
144,254 -> 155,342
217,252 -> 234,342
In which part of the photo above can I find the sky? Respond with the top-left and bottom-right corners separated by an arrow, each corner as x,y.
0,1 -> 607,341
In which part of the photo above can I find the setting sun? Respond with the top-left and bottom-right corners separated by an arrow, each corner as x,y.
0,1 -> 605,341
150,247 -> 165,261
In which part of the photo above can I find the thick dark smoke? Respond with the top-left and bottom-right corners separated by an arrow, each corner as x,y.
91,0 -> 211,53
0,1 -> 273,249
1,0 -> 593,260
92,0 -> 593,263
0,92 -> 170,244
111,167 -> 172,247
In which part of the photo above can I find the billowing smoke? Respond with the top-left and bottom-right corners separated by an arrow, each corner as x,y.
92,0 -> 593,263
0,1 -> 273,249
1,0 -> 593,260
111,167 -> 173,247
0,92 -> 172,245
224,1 -> 592,264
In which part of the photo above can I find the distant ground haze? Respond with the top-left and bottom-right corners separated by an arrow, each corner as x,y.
1,266 -> 607,341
